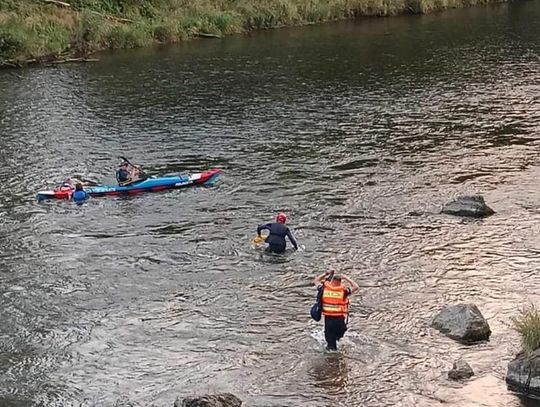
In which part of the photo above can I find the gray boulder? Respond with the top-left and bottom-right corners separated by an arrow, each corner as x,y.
506,349 -> 540,399
448,359 -> 474,380
441,195 -> 494,218
175,394 -> 242,407
431,303 -> 491,343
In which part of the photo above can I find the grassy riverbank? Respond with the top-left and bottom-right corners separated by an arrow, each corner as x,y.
512,305 -> 540,355
0,0 -> 512,66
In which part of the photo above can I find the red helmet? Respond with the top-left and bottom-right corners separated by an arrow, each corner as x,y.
276,212 -> 287,223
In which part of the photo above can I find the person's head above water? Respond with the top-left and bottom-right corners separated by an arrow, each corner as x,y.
329,274 -> 342,286
276,212 -> 287,224
75,183 -> 83,191
119,161 -> 129,168
325,269 -> 341,285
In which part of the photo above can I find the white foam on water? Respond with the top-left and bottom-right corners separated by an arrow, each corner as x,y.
310,328 -> 377,352
310,329 -> 356,349
344,331 -> 378,346
337,335 -> 358,349
310,328 -> 326,347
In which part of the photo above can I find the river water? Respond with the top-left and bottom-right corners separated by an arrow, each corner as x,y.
1,2 -> 540,406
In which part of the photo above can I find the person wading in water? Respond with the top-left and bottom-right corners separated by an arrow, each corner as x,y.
256,212 -> 298,254
313,271 -> 359,351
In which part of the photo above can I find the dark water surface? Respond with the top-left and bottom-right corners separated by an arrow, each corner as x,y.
1,2 -> 540,406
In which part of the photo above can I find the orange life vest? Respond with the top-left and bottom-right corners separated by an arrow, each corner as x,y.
322,282 -> 349,317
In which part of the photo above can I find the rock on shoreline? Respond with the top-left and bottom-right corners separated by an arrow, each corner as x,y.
506,350 -> 540,399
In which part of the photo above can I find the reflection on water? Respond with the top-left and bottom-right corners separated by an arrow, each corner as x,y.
0,1 -> 540,406
309,353 -> 350,394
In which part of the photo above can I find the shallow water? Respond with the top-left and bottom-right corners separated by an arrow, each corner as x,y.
1,2 -> 540,406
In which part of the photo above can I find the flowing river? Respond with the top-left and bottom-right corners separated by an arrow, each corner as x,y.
1,2 -> 539,406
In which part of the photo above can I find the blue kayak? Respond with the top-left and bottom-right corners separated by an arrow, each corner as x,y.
36,169 -> 221,201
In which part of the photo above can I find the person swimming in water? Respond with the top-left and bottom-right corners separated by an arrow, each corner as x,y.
256,212 -> 298,254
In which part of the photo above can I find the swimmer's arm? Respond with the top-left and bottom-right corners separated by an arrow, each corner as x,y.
286,229 -> 298,250
256,223 -> 271,236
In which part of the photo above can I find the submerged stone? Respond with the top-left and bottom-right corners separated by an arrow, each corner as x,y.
175,393 -> 242,407
431,303 -> 491,343
448,359 -> 474,380
441,195 -> 494,218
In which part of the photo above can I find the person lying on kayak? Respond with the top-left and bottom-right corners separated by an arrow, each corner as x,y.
256,213 -> 298,254
72,183 -> 89,204
116,161 -> 140,185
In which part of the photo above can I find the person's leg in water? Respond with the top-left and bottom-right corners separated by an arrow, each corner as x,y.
325,317 -> 348,350
324,317 -> 340,351
336,318 -> 347,343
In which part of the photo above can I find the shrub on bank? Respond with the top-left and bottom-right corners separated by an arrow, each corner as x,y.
511,304 -> 540,355
0,27 -> 26,59
0,2 -> 75,60
104,23 -> 152,49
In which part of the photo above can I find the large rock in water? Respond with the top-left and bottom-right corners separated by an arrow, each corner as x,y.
448,359 -> 474,380
174,394 -> 242,407
441,195 -> 495,218
506,349 -> 540,399
431,303 -> 491,343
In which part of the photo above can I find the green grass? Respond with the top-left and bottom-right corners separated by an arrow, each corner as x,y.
0,0 -> 513,65
511,304 -> 540,355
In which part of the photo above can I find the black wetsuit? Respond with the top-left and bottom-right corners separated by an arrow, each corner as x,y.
256,222 -> 298,254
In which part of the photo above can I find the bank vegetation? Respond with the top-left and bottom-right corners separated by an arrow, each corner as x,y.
512,304 -> 540,355
0,0 -> 513,66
